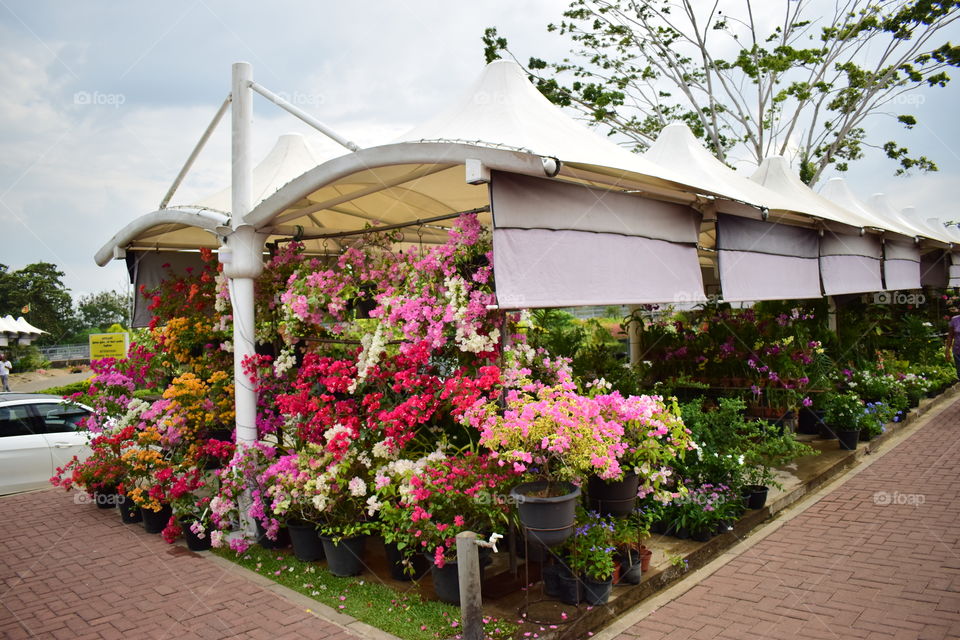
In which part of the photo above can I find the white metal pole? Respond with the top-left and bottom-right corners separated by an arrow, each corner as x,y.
229,61 -> 258,447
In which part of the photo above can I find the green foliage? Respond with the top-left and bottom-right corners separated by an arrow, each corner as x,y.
38,379 -> 92,397
76,290 -> 131,333
823,390 -> 865,431
484,0 -> 960,183
562,510 -> 617,581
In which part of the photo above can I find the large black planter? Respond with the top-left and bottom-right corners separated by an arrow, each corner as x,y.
119,495 -> 142,524
255,520 -> 291,550
587,472 -> 639,516
288,522 -> 325,562
797,408 -> 825,435
510,481 -> 581,548
320,535 -> 367,577
582,576 -> 613,605
430,560 -> 462,604
837,429 -> 860,451
180,519 -> 212,551
555,565 -> 581,605
141,503 -> 172,534
743,485 -> 768,510
384,541 -> 429,581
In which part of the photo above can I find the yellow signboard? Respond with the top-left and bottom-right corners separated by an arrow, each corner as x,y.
89,332 -> 129,359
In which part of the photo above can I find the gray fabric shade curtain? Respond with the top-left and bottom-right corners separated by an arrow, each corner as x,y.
127,250 -> 207,327
489,171 -> 705,308
920,250 -> 948,288
819,232 -> 883,295
716,214 -> 821,302
882,240 -> 922,290
950,252 -> 960,287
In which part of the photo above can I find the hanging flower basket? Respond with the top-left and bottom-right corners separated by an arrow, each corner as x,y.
510,481 -> 581,548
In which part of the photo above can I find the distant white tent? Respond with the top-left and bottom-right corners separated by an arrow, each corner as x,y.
0,315 -> 45,347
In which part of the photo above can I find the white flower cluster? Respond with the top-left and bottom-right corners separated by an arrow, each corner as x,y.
273,347 -> 297,377
444,275 -> 500,354
348,477 -> 367,497
323,423 -> 352,442
349,322 -> 387,393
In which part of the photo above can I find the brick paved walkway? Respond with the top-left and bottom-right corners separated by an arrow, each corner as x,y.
613,398 -> 960,640
0,490 -> 361,639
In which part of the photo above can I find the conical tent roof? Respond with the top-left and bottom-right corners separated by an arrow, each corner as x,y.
0,315 -> 45,335
819,177 -> 916,240
174,133 -> 327,215
868,194 -> 948,242
642,123 -> 793,214
749,157 -> 878,230
394,61 -> 703,194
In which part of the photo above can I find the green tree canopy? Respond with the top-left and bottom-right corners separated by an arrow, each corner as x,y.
0,262 -> 76,345
76,290 -> 131,332
484,0 -> 960,184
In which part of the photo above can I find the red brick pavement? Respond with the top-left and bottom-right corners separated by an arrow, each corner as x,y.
0,490 -> 361,639
614,399 -> 960,640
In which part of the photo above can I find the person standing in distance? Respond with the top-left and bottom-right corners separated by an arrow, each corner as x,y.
945,307 -> 960,379
0,353 -> 11,392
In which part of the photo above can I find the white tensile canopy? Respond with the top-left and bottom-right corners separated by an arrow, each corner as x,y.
93,59 -> 955,450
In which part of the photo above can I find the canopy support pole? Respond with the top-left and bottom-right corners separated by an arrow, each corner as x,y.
628,304 -> 642,365
222,61 -> 267,539
159,94 -> 232,210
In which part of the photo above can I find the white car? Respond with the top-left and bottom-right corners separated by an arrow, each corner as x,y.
0,393 -> 93,495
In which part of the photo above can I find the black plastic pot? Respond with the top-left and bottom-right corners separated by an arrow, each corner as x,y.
510,481 -> 581,548
554,565 -> 581,605
587,472 -> 639,516
819,421 -> 838,440
430,560 -> 462,605
837,429 -> 860,451
384,541 -> 429,581
288,522 -> 325,562
180,519 -> 212,551
119,494 -> 142,524
743,485 -> 768,510
255,520 -> 290,550
320,535 -> 367,577
691,527 -> 713,542
582,576 -> 613,605
141,503 -> 172,534
619,549 -> 642,585
797,408 -> 826,435
93,488 -> 119,509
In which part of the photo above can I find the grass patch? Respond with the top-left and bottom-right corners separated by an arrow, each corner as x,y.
213,544 -> 517,640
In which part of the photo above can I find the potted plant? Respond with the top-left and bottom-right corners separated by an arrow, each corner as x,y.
166,467 -> 214,551
860,401 -> 896,441
823,391 -> 864,451
259,446 -> 330,562
389,450 -> 517,604
562,511 -> 617,605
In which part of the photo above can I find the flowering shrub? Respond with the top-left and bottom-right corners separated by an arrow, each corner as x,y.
383,451 -> 518,568
478,382 -> 692,503
823,391 -> 865,431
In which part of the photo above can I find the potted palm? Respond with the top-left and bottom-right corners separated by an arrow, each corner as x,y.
823,391 -> 864,450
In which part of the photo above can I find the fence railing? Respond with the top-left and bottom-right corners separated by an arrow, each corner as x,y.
38,344 -> 90,362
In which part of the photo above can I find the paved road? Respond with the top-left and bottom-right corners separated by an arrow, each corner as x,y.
7,371 -> 91,394
611,398 -> 960,639
0,490 -> 362,639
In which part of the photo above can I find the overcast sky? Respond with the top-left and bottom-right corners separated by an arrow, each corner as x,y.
1,1 -> 959,301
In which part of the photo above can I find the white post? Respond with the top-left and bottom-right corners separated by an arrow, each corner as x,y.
827,296 -> 838,334
456,531 -> 483,640
221,62 -> 265,539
